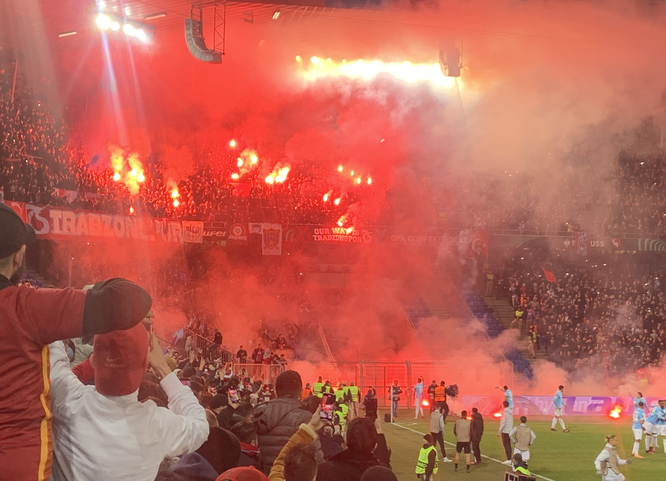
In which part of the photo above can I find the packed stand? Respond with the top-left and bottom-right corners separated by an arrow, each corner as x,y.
494,255 -> 666,376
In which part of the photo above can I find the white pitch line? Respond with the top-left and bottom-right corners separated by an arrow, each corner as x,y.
391,422 -> 556,481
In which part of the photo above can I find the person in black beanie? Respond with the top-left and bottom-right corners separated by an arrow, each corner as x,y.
254,370 -> 324,473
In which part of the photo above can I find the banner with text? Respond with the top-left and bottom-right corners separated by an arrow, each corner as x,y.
5,201 -> 204,244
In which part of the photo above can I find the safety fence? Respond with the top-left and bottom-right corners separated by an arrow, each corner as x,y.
309,361 -> 516,409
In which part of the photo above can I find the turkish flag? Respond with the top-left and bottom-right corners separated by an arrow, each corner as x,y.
542,268 -> 557,283
469,230 -> 489,259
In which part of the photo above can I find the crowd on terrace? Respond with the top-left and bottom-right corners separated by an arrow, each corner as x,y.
495,256 -> 666,376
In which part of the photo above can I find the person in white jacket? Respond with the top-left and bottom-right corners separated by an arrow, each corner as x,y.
497,401 -> 514,466
594,434 -> 631,481
49,323 -> 209,481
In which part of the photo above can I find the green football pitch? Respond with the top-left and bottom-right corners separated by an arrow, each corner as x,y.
381,409 -> 666,481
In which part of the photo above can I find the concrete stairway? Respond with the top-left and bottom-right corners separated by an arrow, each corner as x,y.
484,297 -> 546,361
484,298 -> 518,331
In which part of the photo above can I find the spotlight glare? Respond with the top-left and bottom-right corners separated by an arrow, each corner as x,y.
229,139 -> 237,148
272,10 -> 280,20
123,23 -> 136,36
110,21 -> 120,31
96,14 -> 111,30
295,55 -> 302,62
135,29 -> 147,42
58,31 -> 77,38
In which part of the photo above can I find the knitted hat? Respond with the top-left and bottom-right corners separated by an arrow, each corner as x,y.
215,467 -> 269,481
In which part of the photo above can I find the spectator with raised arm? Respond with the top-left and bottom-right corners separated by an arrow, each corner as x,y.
48,327 -> 209,481
0,203 -> 152,481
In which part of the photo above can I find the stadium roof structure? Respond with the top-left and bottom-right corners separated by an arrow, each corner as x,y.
0,0 -> 392,45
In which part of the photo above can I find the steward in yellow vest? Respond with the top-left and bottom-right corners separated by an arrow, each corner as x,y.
334,401 -> 349,433
313,377 -> 324,398
349,383 -> 359,402
415,434 -> 438,479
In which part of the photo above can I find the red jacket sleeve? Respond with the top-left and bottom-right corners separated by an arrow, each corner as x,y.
16,287 -> 87,345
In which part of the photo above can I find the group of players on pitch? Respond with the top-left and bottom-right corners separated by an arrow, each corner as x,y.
630,392 -> 666,457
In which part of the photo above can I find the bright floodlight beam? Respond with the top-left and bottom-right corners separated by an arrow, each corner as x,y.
96,14 -> 111,30
123,23 -> 136,36
111,21 -> 120,31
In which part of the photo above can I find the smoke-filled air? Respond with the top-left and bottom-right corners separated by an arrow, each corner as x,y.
6,1 -> 666,478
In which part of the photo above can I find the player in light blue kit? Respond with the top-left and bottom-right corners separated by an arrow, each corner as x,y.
551,385 -> 569,432
414,377 -> 425,419
631,401 -> 646,458
496,385 -> 514,408
655,400 -> 666,453
642,400 -> 665,453
633,392 -> 646,408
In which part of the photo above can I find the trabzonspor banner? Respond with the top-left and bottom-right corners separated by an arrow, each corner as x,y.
5,201 -> 203,244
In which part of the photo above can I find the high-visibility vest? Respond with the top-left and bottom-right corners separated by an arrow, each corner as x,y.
313,382 -> 324,397
349,386 -> 359,402
335,388 -> 346,402
335,404 -> 349,430
301,388 -> 312,400
323,385 -> 333,394
415,446 -> 439,475
434,386 -> 446,402
515,466 -> 531,475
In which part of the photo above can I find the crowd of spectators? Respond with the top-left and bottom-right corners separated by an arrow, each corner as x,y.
493,255 -> 666,377
7,58 -> 666,236
0,63 -> 385,226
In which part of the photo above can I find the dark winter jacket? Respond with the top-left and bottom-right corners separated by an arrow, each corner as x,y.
154,453 -> 218,481
471,412 -> 484,441
315,434 -> 391,481
254,397 -> 324,472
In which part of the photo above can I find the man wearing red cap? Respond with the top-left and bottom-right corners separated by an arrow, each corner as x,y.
0,203 -> 153,481
48,325 -> 209,481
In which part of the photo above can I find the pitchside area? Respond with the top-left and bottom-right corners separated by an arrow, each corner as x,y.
382,410 -> 665,481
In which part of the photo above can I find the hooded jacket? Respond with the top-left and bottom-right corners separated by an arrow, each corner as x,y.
315,434 -> 390,481
254,397 -> 323,472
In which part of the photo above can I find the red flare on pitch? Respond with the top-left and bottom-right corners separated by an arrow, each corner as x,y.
609,404 -> 623,419
421,399 -> 429,407
493,412 -> 502,418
